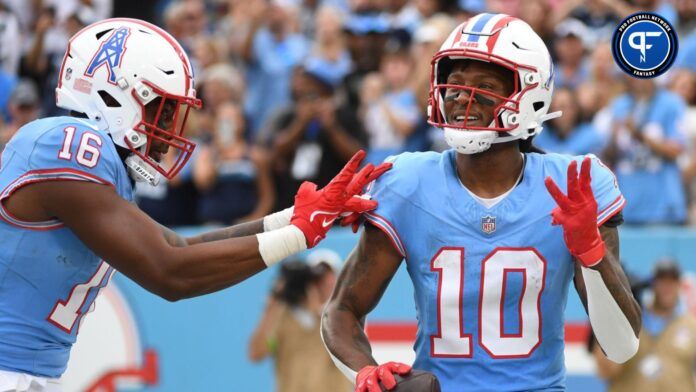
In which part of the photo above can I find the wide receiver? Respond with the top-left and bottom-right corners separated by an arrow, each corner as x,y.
322,13 -> 641,392
0,18 -> 388,391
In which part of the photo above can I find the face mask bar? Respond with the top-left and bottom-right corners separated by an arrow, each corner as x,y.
428,49 -> 539,133
126,81 -> 202,180
431,83 -> 520,131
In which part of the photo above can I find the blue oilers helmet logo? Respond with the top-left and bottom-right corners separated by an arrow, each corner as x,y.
85,27 -> 131,84
481,215 -> 496,234
611,12 -> 678,78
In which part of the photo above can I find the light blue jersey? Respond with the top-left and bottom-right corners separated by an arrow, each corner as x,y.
365,150 -> 624,392
0,116 -> 133,377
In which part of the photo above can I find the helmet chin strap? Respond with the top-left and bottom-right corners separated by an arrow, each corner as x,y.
124,146 -> 161,186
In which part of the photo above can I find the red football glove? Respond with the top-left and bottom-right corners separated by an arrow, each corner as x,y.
291,151 -> 391,247
355,362 -> 412,392
544,157 -> 605,267
339,161 -> 391,233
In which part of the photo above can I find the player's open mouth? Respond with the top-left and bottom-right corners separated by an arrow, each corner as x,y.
449,113 -> 481,126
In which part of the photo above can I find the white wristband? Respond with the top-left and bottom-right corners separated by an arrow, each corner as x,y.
263,207 -> 294,232
256,225 -> 307,267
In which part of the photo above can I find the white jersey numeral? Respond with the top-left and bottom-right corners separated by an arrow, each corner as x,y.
48,261 -> 114,333
57,127 -> 102,168
431,247 -> 546,358
58,126 -> 75,160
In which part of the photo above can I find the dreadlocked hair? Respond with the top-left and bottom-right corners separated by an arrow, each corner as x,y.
519,136 -> 545,154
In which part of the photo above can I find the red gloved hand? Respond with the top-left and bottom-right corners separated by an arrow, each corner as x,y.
355,362 -> 412,392
291,151 -> 391,247
544,157 -> 605,267
339,161 -> 392,233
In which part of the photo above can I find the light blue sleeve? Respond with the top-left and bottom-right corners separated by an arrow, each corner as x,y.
656,92 -> 686,146
587,154 -> 625,225
364,154 -> 411,258
26,120 -> 120,188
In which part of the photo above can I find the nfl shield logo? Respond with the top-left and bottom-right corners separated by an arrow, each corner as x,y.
481,215 -> 496,234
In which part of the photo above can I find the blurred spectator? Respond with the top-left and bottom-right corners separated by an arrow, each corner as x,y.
259,63 -> 366,210
602,77 -> 687,225
389,0 -> 443,34
452,0 -> 486,22
20,9 -> 85,117
42,0 -> 112,26
163,0 -> 208,53
409,14 -> 456,152
671,69 -> 696,224
193,102 -> 275,224
535,87 -> 605,155
676,32 -> 696,75
341,12 -> 390,112
215,0 -> 265,65
595,0 -> 679,30
308,6 -> 352,84
674,0 -> 696,34
518,0 -> 553,42
594,259 -> 696,392
586,41 -> 624,113
552,18 -> 590,89
410,14 -> 456,112
248,256 -> 351,392
361,38 -> 420,164
0,79 -> 39,150
550,0 -> 619,46
242,0 -> 308,135
191,62 -> 246,140
0,3 -> 21,76
191,35 -> 226,77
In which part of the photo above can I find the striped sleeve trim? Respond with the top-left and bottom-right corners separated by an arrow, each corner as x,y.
364,212 -> 407,259
0,168 -> 113,230
597,195 -> 626,226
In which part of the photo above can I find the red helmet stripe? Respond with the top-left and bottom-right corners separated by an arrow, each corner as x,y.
486,16 -> 517,53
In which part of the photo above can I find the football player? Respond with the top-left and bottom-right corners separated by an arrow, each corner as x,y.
0,18 -> 388,391
322,13 -> 641,392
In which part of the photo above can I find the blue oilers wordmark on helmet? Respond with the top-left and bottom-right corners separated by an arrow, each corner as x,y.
611,12 -> 678,78
85,27 -> 131,84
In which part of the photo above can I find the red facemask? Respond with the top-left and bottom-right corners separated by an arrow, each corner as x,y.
125,81 -> 202,180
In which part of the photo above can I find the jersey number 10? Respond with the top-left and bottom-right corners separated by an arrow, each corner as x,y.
431,247 -> 546,359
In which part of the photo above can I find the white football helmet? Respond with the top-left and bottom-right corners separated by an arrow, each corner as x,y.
56,18 -> 202,185
427,13 -> 561,154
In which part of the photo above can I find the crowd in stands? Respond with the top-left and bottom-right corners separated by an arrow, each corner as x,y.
2,0 -> 696,226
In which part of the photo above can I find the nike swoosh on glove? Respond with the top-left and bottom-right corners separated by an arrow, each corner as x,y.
356,362 -> 412,392
544,156 -> 605,267
291,150 -> 391,247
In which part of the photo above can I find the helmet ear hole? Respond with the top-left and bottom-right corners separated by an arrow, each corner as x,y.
98,90 -> 122,107
532,101 -> 545,112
